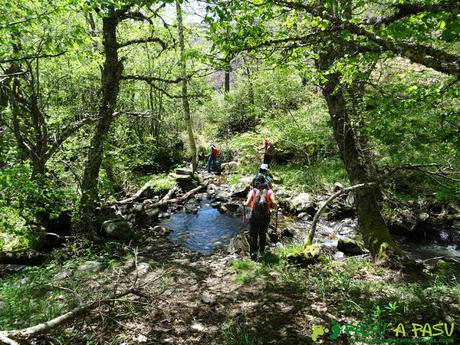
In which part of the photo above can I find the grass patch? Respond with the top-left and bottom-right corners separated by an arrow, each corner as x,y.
0,206 -> 33,252
0,242 -> 151,331
274,160 -> 348,192
232,246 -> 460,328
148,173 -> 176,193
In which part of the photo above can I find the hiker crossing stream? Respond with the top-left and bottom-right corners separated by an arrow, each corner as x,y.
155,170 -> 460,263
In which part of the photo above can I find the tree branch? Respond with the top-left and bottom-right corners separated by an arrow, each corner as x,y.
367,0 -> 460,27
0,51 -> 67,65
122,74 -> 183,84
119,11 -> 153,24
306,183 -> 375,245
117,37 -> 167,50
45,116 -> 100,160
0,8 -> 58,29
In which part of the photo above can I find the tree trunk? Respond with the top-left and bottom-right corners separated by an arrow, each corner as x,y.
321,71 -> 401,260
176,0 -> 197,172
77,13 -> 122,235
224,68 -> 230,93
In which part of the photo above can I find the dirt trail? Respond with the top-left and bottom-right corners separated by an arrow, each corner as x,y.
104,235 -> 320,345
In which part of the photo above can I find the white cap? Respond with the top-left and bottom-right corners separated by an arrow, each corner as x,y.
260,163 -> 269,170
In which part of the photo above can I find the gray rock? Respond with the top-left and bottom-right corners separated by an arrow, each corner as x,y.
297,212 -> 311,220
207,183 -> 218,195
418,212 -> 430,221
146,208 -> 160,219
218,205 -> 228,214
175,168 -> 192,175
191,322 -> 206,332
238,176 -> 254,185
225,202 -> 240,213
132,203 -> 143,213
334,251 -> 346,260
78,261 -> 104,273
337,237 -> 366,256
54,269 -> 72,281
221,161 -> 239,172
215,191 -> 231,202
211,201 -> 221,208
102,219 -> 136,241
136,262 -> 150,275
230,183 -> 250,198
332,182 -> 344,192
290,193 -> 316,214
152,225 -> 172,236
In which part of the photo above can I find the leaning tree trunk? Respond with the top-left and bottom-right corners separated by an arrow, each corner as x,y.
78,14 -> 122,236
321,72 -> 401,261
176,0 -> 197,172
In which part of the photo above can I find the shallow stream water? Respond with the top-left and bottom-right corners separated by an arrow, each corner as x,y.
161,199 -> 460,261
162,200 -> 242,254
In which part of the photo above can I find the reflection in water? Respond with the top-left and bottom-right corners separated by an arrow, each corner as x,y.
162,200 -> 242,254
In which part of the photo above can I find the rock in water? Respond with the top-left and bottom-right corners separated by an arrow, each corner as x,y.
102,219 -> 136,241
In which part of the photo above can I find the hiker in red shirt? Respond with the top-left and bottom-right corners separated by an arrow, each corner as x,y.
263,138 -> 274,167
207,141 -> 220,174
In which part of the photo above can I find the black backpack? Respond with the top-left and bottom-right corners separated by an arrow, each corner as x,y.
252,188 -> 271,221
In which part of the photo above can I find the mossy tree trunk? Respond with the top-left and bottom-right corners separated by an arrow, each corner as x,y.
319,69 -> 401,260
78,12 -> 122,236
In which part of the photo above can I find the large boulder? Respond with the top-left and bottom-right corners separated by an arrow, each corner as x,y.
102,219 -> 136,241
224,202 -> 241,213
221,161 -> 239,172
230,183 -> 250,198
337,237 -> 366,256
215,191 -> 231,202
290,193 -> 317,214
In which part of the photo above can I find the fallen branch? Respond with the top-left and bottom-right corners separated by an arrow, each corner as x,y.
145,181 -> 209,211
159,185 -> 179,203
0,288 -> 135,344
305,183 -> 375,246
0,252 -> 46,266
117,182 -> 151,205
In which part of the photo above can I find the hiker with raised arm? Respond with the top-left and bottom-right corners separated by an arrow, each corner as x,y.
263,138 -> 274,168
244,174 -> 277,261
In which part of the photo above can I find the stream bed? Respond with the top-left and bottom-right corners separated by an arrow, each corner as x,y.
161,199 -> 460,261
162,200 -> 242,254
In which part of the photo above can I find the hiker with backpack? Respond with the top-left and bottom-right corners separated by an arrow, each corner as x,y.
207,141 -> 221,174
244,173 -> 278,260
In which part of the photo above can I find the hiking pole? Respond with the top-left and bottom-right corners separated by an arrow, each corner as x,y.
240,205 -> 246,257
275,206 -> 279,232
